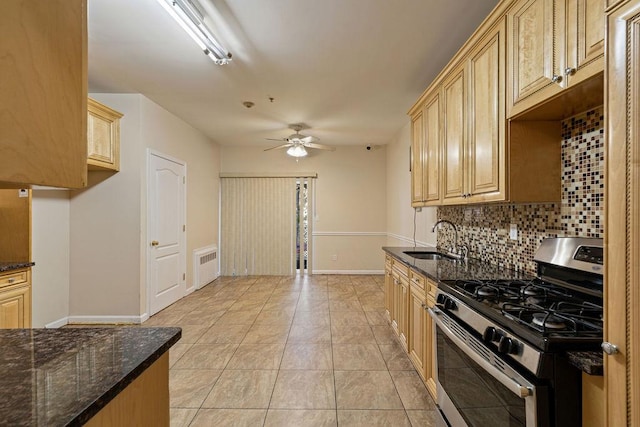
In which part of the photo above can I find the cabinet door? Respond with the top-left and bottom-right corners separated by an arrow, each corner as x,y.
507,0 -> 564,117
384,260 -> 394,323
423,92 -> 441,204
425,280 -> 438,400
87,98 -> 123,172
408,285 -> 426,380
467,20 -> 507,202
441,66 -> 466,204
0,284 -> 31,328
398,276 -> 409,350
564,0 -> 605,86
0,0 -> 87,188
410,110 -> 424,205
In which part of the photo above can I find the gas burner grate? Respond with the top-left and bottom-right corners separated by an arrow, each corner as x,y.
501,303 -> 603,336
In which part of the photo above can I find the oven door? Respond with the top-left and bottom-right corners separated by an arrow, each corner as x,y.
429,307 -> 547,427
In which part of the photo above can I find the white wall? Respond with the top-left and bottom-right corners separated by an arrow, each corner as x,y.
31,190 -> 71,327
220,145 -> 387,273
385,122 -> 437,248
28,94 -> 221,326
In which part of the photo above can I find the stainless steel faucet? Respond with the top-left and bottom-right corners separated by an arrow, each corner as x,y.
432,219 -> 468,260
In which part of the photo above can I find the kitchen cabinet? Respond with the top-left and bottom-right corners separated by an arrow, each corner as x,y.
441,64 -> 467,204
392,262 -> 410,351
87,98 -> 123,172
410,14 -> 561,205
384,256 -> 394,322
0,269 -> 31,328
411,110 -> 424,205
411,89 -> 441,207
604,1 -> 640,425
408,272 -> 427,378
383,255 -> 439,399
443,20 -> 507,204
0,0 -> 87,188
507,0 -> 604,118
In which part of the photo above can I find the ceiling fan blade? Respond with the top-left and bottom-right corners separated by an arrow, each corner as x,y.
265,138 -> 286,142
300,135 -> 319,143
264,143 -> 292,151
305,142 -> 335,151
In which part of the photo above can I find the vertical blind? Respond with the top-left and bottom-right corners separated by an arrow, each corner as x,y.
220,175 -> 314,276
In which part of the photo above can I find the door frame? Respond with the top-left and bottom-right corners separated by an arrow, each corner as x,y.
145,149 -> 187,317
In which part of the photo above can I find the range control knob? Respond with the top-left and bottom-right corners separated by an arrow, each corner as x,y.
436,293 -> 447,305
483,327 -> 498,343
498,336 -> 519,355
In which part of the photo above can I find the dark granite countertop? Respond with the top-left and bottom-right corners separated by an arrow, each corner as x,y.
0,261 -> 35,272
0,327 -> 181,426
382,246 -> 533,282
566,351 -> 603,376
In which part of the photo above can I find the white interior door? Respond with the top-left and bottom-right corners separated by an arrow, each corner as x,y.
147,150 -> 186,315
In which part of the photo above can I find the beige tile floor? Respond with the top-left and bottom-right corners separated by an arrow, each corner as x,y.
143,274 -> 437,427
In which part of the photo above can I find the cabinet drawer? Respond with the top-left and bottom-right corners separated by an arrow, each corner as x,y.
410,271 -> 426,292
392,262 -> 409,279
0,270 -> 29,289
427,279 -> 438,302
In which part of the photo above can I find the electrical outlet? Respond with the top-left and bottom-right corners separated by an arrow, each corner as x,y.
509,224 -> 518,240
331,254 -> 338,261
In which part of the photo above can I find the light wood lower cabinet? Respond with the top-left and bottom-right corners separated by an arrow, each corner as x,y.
385,256 -> 437,400
392,263 -> 410,351
85,353 -> 170,426
384,256 -> 394,322
0,268 -> 31,328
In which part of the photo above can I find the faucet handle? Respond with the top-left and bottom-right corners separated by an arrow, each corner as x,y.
458,244 -> 469,260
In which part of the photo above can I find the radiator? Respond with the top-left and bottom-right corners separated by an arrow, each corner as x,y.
193,245 -> 218,289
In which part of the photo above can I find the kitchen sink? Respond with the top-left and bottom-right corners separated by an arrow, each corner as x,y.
403,251 -> 455,260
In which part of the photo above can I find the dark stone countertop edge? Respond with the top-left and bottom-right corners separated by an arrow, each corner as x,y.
70,327 -> 182,426
565,351 -> 603,376
0,261 -> 35,272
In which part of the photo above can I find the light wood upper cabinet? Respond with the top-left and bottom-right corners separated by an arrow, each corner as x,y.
565,0 -> 605,86
88,98 -> 123,172
507,0 -> 561,117
442,65 -> 467,204
411,110 -> 424,205
443,20 -> 508,204
467,21 -> 506,203
0,0 -> 87,188
423,93 -> 441,204
507,0 -> 604,117
410,89 -> 441,207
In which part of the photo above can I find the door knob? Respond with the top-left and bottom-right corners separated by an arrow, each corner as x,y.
151,240 -> 159,247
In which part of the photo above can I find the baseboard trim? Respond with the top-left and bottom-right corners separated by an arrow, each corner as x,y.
312,270 -> 385,275
45,317 -> 69,328
66,315 -> 145,325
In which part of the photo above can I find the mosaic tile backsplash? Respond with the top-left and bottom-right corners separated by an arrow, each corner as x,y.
437,106 -> 605,274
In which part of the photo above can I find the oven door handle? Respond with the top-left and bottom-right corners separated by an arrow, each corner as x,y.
428,307 -> 534,399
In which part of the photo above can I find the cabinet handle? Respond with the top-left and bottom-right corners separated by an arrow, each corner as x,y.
151,240 -> 159,247
551,74 -> 563,83
565,67 -> 576,76
8,278 -> 15,284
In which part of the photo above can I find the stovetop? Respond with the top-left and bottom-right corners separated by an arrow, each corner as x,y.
438,278 -> 603,352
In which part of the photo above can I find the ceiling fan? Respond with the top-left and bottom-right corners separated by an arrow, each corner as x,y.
264,124 -> 335,157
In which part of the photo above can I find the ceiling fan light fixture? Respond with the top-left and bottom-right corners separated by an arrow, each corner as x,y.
156,0 -> 232,65
287,145 -> 308,158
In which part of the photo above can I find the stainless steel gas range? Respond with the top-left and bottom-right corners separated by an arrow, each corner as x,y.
429,237 -> 603,427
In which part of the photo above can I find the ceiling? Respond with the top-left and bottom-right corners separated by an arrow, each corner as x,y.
88,0 -> 498,148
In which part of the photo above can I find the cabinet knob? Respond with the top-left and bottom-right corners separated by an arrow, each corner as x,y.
151,240 -> 159,247
565,67 -> 577,76
551,74 -> 563,84
8,278 -> 15,284
601,342 -> 619,355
